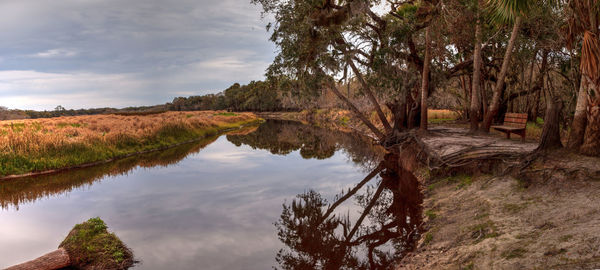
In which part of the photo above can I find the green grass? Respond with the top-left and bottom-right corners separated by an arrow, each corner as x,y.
424,232 -> 433,245
5,123 -> 26,132
57,122 -> 84,128
425,209 -> 437,220
461,262 -> 474,270
427,174 -> 473,191
60,217 -> 134,269
0,118 -> 261,177
501,247 -> 527,259
213,112 -> 238,116
469,221 -> 499,242
535,117 -> 544,125
526,122 -> 543,139
339,116 -> 350,126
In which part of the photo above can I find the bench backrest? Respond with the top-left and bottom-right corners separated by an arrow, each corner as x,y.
503,113 -> 527,128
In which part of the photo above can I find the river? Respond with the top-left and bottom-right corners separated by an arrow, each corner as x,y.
0,120 -> 422,269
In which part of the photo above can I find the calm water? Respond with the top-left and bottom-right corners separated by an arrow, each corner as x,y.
0,120 -> 422,269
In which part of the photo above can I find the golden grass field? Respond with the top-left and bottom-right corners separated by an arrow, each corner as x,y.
427,109 -> 460,120
0,111 -> 259,177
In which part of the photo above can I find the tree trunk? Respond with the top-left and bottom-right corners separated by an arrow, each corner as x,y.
481,16 -> 522,132
537,86 -> 563,151
459,75 -> 470,119
530,50 -> 550,122
325,80 -> 386,141
6,248 -> 71,270
531,87 -> 541,121
408,100 -> 420,129
525,50 -> 538,120
387,97 -> 407,133
420,27 -> 432,132
470,6 -> 482,132
347,60 -> 393,134
482,82 -> 489,117
580,84 -> 600,156
567,77 -> 589,150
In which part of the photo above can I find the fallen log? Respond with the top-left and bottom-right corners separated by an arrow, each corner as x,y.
4,217 -> 135,270
5,248 -> 71,270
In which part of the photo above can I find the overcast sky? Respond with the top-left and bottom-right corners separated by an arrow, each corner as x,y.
0,0 -> 275,110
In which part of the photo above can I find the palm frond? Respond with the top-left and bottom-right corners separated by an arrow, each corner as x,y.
486,0 -> 529,24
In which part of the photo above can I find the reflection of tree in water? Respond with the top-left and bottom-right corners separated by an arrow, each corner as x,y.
275,153 -> 423,270
227,120 -> 383,170
0,136 -> 219,210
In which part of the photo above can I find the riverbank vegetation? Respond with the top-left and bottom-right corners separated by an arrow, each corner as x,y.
248,0 -> 599,157
0,111 -> 259,177
143,0 -> 600,158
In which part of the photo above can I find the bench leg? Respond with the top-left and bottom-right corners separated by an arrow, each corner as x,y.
506,132 -> 511,139
520,130 -> 526,141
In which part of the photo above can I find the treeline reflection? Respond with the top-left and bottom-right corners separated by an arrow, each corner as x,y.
0,136 -> 219,210
274,153 -> 423,269
226,120 -> 384,171
0,120 -> 383,210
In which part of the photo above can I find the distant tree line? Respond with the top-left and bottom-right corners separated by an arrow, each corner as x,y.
166,79 -> 336,112
0,78 -> 328,120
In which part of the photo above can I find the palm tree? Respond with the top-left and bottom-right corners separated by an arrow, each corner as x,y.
480,0 -> 529,132
470,0 -> 483,133
565,0 -> 600,156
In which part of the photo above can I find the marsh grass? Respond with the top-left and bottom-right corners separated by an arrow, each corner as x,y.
0,111 -> 259,176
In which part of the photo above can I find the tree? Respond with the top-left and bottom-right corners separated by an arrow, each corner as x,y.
253,0 -> 447,143
469,0 -> 483,133
420,26 -> 432,132
565,0 -> 600,156
537,74 -> 563,151
480,0 -> 528,132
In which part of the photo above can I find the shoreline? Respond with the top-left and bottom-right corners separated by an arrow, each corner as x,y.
0,112 -> 262,180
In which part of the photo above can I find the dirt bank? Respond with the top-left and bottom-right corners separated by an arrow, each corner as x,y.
399,151 -> 600,269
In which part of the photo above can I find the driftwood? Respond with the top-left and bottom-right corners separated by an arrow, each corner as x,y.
5,248 -> 71,270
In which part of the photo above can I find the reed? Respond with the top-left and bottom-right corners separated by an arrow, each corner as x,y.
0,111 -> 260,177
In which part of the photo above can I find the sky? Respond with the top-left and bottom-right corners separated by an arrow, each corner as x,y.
0,0 -> 276,110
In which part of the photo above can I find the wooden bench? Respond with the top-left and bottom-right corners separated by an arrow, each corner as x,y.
491,113 -> 527,141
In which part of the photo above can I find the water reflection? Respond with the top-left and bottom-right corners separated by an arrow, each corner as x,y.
0,120 -> 419,269
274,153 -> 423,269
0,135 -> 219,210
227,120 -> 383,171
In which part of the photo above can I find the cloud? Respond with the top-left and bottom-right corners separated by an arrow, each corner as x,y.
0,70 -> 149,109
31,49 -> 78,58
0,0 -> 276,110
